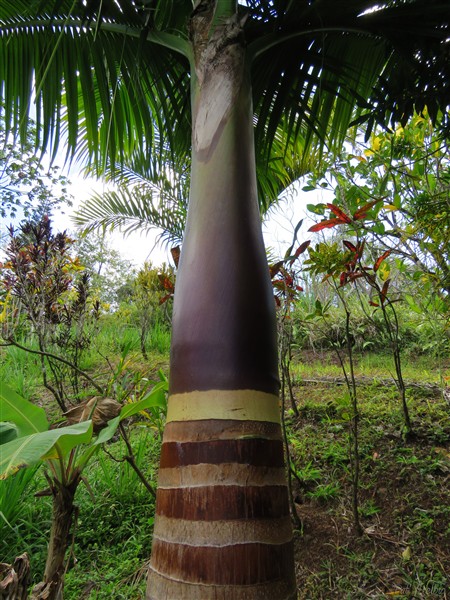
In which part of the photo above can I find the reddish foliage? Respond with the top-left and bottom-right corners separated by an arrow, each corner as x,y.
290,240 -> 311,264
356,240 -> 365,260
380,279 -> 391,303
343,240 -> 357,252
352,200 -> 379,220
159,293 -> 173,305
158,274 -> 175,304
269,261 -> 284,279
308,218 -> 347,232
348,271 -> 364,282
159,275 -> 175,292
170,246 -> 181,268
326,203 -> 352,223
374,250 -> 391,272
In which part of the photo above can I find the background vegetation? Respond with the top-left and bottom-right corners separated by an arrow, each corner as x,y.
1,114 -> 449,598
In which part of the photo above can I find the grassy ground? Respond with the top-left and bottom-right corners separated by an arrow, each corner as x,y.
1,348 -> 449,598
288,352 -> 450,599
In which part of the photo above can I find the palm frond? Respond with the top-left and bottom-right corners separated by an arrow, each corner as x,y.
72,177 -> 187,247
250,0 -> 449,149
1,0 -> 449,177
0,1 -> 191,171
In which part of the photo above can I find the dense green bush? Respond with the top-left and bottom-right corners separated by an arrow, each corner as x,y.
292,295 -> 449,357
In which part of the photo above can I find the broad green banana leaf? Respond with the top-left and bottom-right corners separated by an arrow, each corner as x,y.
0,378 -> 168,477
0,421 -> 18,445
0,421 -> 93,479
0,383 -> 48,437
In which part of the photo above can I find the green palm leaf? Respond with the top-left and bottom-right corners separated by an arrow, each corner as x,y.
1,1 -> 447,173
74,186 -> 186,245
73,165 -> 188,245
0,0 -> 192,171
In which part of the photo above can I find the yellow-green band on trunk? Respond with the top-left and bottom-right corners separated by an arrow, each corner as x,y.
166,390 -> 281,424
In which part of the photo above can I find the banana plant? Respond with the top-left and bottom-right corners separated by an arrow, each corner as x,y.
0,381 -> 167,600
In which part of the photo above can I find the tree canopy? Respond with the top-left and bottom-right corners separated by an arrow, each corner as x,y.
1,1 -> 448,186
0,115 -> 72,223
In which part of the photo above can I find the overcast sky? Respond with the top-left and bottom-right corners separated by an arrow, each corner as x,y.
53,167 -> 324,269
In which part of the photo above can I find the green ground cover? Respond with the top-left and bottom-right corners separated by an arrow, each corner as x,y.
1,328 -> 449,598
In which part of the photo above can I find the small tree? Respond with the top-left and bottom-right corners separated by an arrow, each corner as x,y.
0,217 -> 100,410
268,233 -> 310,530
131,262 -> 175,360
269,230 -> 310,417
0,117 -> 72,224
304,240 -> 363,534
308,203 -> 414,436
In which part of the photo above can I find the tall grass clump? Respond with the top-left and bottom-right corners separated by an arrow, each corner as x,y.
147,321 -> 171,355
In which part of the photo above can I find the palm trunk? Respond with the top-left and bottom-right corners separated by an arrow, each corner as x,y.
147,4 -> 296,599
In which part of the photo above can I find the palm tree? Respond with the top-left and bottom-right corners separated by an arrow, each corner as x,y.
1,2 -> 449,598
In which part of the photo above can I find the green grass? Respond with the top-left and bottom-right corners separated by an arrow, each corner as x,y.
290,350 -> 447,383
0,342 -> 43,398
1,317 -> 449,599
1,468 -> 52,583
63,429 -> 160,599
146,321 -> 171,355
0,465 -> 42,542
